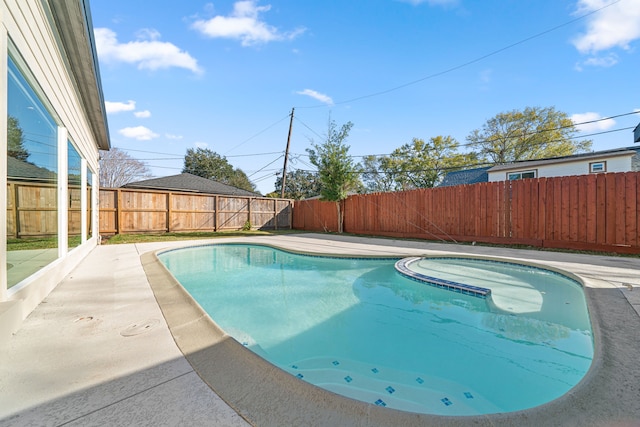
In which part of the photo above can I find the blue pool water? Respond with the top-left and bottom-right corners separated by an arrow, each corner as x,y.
158,244 -> 593,416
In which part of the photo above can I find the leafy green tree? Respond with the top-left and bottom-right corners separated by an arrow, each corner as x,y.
467,106 -> 592,164
307,119 -> 361,233
7,116 -> 29,161
274,169 -> 321,200
361,136 -> 476,191
183,147 -> 256,192
361,155 -> 396,193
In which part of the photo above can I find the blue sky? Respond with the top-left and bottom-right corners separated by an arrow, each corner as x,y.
91,0 -> 640,194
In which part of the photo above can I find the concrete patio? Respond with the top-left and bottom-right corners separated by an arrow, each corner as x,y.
0,234 -> 639,426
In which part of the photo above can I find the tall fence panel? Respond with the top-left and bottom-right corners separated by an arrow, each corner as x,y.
99,188 -> 292,235
293,172 -> 640,254
6,181 -> 84,239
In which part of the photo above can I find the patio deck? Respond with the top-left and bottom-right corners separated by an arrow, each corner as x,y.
0,234 -> 638,426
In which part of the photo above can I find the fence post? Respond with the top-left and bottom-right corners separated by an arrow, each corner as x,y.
11,182 -> 19,238
167,192 -> 172,233
214,195 -> 218,232
116,188 -> 122,235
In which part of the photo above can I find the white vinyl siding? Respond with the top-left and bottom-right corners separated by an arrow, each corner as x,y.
488,155 -> 634,182
2,0 -> 99,172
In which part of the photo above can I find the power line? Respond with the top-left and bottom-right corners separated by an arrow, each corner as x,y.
223,114 -> 291,155
112,146 -> 283,158
288,122 -> 638,161
295,0 -> 624,109
247,155 -> 284,178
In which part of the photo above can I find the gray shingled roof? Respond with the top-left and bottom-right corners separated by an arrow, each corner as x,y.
122,173 -> 261,197
7,156 -> 57,183
438,167 -> 490,187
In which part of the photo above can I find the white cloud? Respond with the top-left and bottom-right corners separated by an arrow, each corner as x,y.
118,126 -> 160,141
572,0 -> 640,54
571,112 -> 616,132
134,110 -> 152,118
191,1 -> 305,46
194,141 -> 209,148
296,89 -> 333,105
583,53 -> 619,67
95,27 -> 203,74
165,133 -> 184,140
105,100 -> 136,114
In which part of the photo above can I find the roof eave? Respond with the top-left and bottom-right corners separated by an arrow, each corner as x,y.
47,0 -> 111,150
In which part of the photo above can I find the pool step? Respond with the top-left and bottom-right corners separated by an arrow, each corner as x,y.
395,257 -> 491,298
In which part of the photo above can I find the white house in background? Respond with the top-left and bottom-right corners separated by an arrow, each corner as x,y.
1,0 -> 110,339
487,146 -> 640,182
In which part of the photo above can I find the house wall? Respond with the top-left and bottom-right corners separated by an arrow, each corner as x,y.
1,0 -> 103,340
488,154 -> 634,182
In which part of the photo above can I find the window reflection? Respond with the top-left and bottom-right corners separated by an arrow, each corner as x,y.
6,56 -> 59,287
87,168 -> 93,240
68,142 -> 82,249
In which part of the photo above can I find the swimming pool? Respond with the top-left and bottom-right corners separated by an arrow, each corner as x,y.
158,243 -> 593,416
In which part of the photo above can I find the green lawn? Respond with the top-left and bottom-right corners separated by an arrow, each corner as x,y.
101,229 -> 303,245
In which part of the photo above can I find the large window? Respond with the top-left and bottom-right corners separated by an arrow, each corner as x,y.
87,168 -> 93,240
68,141 -> 82,249
6,55 -> 59,287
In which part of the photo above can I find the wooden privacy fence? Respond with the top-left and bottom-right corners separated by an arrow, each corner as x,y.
99,188 -> 292,235
293,171 -> 640,254
7,181 -> 86,238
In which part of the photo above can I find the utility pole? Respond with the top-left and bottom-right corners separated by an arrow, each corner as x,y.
280,107 -> 294,198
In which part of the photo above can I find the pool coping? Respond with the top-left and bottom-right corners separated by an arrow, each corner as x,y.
141,240 -> 640,427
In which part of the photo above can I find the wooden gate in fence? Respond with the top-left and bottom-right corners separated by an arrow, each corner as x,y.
292,171 -> 640,254
99,188 -> 292,235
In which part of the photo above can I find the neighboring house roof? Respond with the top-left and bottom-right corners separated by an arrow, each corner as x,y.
47,0 -> 110,150
488,146 -> 640,173
438,167 -> 490,187
122,173 -> 261,197
634,122 -> 640,143
7,157 -> 57,183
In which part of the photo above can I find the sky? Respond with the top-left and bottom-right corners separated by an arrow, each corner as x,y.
90,0 -> 640,195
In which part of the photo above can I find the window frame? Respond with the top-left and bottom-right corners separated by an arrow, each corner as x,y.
507,170 -> 537,180
589,161 -> 606,173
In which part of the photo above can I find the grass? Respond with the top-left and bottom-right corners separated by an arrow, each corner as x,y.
101,229 -> 304,245
8,229 -> 635,258
7,236 -> 83,251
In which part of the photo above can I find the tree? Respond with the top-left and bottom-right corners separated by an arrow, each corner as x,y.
467,106 -> 592,164
183,147 -> 256,192
306,119 -> 361,233
361,136 -> 477,191
99,147 -> 152,187
7,116 -> 29,162
361,155 -> 396,193
273,169 -> 321,200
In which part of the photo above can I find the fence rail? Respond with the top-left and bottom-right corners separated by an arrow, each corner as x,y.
292,172 -> 640,254
6,181 -> 86,239
98,188 -> 292,235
